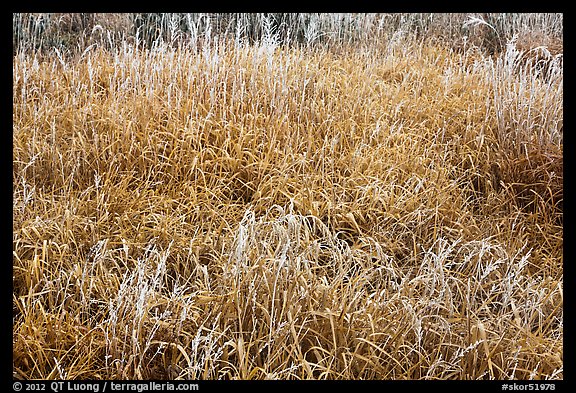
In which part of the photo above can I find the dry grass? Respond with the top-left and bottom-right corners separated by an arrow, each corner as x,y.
13,14 -> 562,380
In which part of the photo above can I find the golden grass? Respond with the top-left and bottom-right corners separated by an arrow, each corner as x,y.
13,32 -> 562,380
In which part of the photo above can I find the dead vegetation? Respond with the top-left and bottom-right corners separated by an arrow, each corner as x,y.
13,13 -> 562,380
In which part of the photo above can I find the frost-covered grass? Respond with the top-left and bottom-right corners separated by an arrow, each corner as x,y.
13,13 -> 562,380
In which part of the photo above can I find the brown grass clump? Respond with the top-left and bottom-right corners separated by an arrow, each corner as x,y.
13,14 -> 562,380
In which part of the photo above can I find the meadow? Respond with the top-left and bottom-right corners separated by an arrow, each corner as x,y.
12,13 -> 563,379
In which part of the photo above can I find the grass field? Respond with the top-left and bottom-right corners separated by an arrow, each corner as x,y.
13,13 -> 563,380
